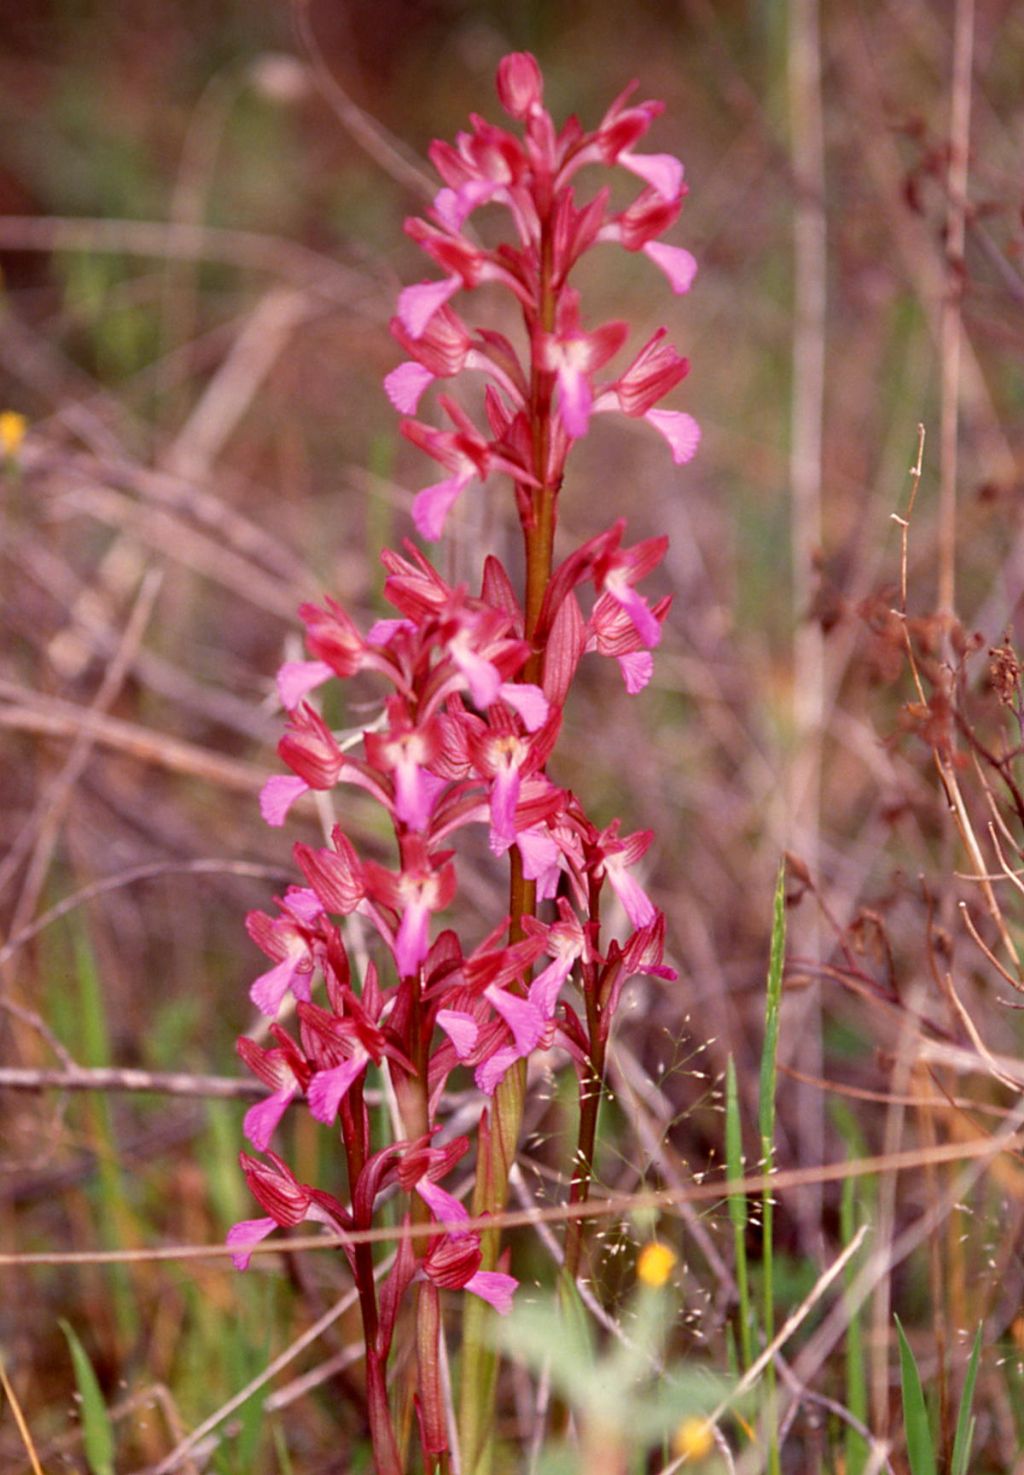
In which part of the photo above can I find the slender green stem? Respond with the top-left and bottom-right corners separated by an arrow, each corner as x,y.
725,1054 -> 754,1372
457,1061 -> 526,1474
759,865 -> 787,1475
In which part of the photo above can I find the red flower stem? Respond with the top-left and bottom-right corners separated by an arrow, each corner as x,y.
402,976 -> 438,1459
341,1116 -> 400,1473
524,215 -> 559,674
458,212 -> 558,1475
563,1037 -> 605,1280
340,1090 -> 378,1345
366,1351 -> 403,1475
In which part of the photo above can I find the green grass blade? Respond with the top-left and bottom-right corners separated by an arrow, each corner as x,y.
725,1054 -> 754,1371
839,1162 -> 868,1475
757,863 -> 787,1152
759,862 -> 786,1475
833,1101 -> 870,1475
895,1316 -> 937,1475
950,1324 -> 982,1475
272,1422 -> 295,1475
72,930 -> 140,1343
59,1320 -> 115,1475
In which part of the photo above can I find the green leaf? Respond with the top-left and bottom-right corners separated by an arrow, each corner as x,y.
895,1316 -> 936,1475
950,1325 -> 983,1475
497,1299 -> 598,1414
629,1368 -> 733,1441
59,1320 -> 115,1475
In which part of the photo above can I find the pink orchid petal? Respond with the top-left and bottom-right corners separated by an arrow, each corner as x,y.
259,774 -> 309,827
475,1043 -> 520,1095
489,765 -> 522,847
307,1054 -> 368,1124
431,187 -> 465,232
284,887 -> 323,923
528,956 -> 573,1020
394,754 -> 440,832
464,1269 -> 518,1314
516,826 -> 561,884
277,660 -> 333,710
366,617 -> 413,644
453,645 -> 502,708
436,1008 -> 480,1058
249,956 -> 302,1017
606,864 -> 657,929
243,1087 -> 295,1151
416,1178 -> 470,1233
485,985 -> 545,1055
557,364 -> 593,439
642,241 -> 698,294
412,473 -> 469,541
434,180 -> 496,231
227,1216 -> 277,1271
395,898 -> 431,977
398,277 -> 461,338
644,409 -> 701,465
535,867 -> 562,903
617,651 -> 654,693
621,151 -> 683,201
384,361 -> 435,414
608,582 -> 661,648
498,682 -> 549,731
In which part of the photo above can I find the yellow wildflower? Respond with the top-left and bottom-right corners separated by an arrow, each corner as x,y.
0,411 -> 27,457
673,1416 -> 714,1462
637,1240 -> 677,1287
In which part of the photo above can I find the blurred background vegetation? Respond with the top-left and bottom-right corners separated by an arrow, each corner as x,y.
3,0 -> 1024,1470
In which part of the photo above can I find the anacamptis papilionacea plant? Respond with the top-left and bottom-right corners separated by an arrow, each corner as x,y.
229,52 -> 698,1474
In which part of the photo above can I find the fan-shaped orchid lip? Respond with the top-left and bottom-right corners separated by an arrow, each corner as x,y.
398,276 -> 461,338
385,360 -> 435,414
464,1269 -> 518,1313
307,1054 -> 369,1124
260,774 -> 309,828
227,1216 -> 277,1271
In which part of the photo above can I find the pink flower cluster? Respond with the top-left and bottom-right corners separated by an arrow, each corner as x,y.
229,51 -> 694,1470
386,50 -> 699,542
230,533 -> 675,1267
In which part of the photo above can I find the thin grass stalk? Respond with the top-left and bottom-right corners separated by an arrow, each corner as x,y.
758,865 -> 787,1475
786,0 -> 827,1259
837,1117 -> 868,1475
936,0 -> 975,622
725,1054 -> 754,1373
